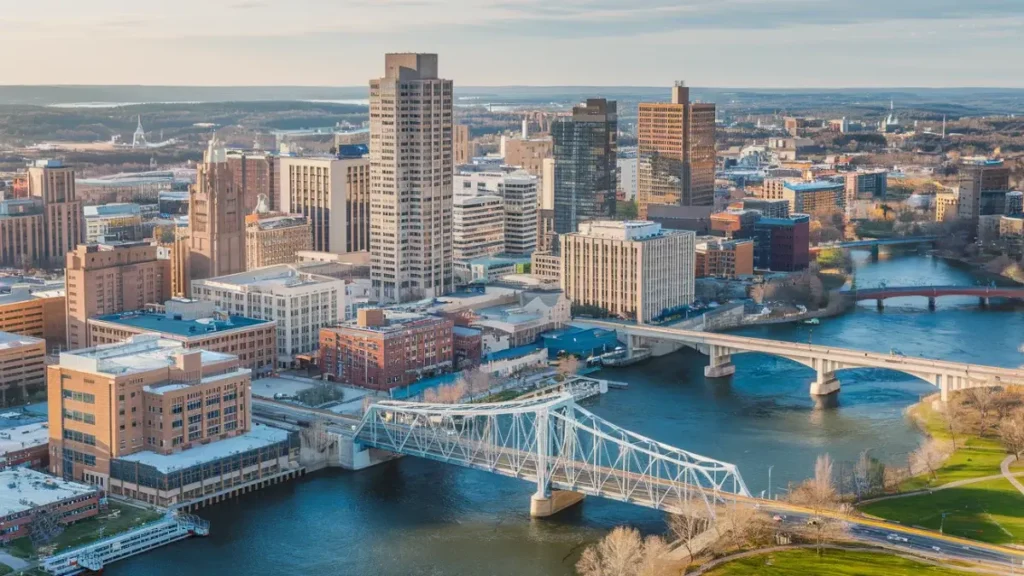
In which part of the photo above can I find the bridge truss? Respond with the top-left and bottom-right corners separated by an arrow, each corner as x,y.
354,393 -> 750,517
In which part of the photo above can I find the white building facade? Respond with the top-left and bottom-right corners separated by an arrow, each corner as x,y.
455,169 -> 538,255
190,265 -> 345,368
560,220 -> 695,324
453,194 -> 505,269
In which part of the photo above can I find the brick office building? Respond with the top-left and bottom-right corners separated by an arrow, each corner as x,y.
319,309 -> 453,391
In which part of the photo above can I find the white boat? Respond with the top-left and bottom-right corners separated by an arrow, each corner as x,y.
802,318 -> 820,325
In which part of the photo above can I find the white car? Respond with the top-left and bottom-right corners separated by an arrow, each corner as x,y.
932,546 -> 941,552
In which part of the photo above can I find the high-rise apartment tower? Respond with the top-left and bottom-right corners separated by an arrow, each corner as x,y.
369,53 -> 454,303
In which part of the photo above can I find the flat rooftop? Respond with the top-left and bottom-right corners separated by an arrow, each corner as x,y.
0,468 -> 98,517
784,180 -> 844,192
0,331 -> 44,350
92,310 -> 271,338
115,423 -> 290,473
0,422 -> 49,455
197,264 -> 339,290
59,334 -> 236,376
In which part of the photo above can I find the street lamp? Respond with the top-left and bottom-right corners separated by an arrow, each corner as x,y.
940,511 -> 949,534
768,465 -> 774,500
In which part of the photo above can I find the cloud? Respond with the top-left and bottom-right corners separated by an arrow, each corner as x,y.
476,0 -> 1024,38
230,0 -> 268,9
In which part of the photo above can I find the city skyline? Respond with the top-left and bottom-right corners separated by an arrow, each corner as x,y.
3,0 -> 1024,87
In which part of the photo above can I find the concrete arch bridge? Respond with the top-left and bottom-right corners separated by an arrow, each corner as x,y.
583,320 -> 1024,401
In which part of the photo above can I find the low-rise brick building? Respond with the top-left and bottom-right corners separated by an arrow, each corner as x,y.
0,422 -> 50,470
0,468 -> 100,544
87,299 -> 277,378
319,309 -> 454,391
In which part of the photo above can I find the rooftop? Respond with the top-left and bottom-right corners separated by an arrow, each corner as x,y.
83,203 -> 142,218
335,310 -> 449,334
573,220 -> 673,241
197,264 -> 340,291
0,422 -> 49,456
452,326 -> 482,337
115,423 -> 290,474
249,214 -> 308,230
484,343 -> 544,363
0,468 -> 98,518
0,331 -> 44,350
91,310 -> 271,339
59,334 -> 236,376
784,180 -> 844,192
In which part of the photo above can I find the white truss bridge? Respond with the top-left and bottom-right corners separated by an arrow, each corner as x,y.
354,392 -> 750,517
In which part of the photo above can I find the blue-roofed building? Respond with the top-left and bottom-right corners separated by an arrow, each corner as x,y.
86,299 -> 278,377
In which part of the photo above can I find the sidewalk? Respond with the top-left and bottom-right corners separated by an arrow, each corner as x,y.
0,550 -> 29,572
1002,455 -> 1024,496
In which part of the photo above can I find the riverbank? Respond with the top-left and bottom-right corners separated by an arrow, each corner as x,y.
858,394 -> 1024,546
935,251 -> 1024,285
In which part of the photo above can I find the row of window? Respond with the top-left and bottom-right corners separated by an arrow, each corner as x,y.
63,429 -> 97,446
62,389 -> 95,404
63,409 -> 95,424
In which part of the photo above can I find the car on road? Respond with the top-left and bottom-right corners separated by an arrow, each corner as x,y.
932,546 -> 941,552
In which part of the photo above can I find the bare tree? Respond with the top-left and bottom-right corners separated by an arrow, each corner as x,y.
993,389 -> 1023,421
965,388 -> 998,436
999,409 -> 1024,459
423,382 -> 466,404
883,465 -> 910,494
462,368 -> 493,398
667,501 -> 712,564
557,355 -> 581,380
941,397 -> 969,451
576,526 -> 680,576
909,439 -> 952,481
788,454 -> 842,555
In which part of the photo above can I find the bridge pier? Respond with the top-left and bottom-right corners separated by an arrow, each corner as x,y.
876,299 -> 884,311
870,245 -> 880,260
703,344 -> 735,378
810,371 -> 840,397
530,490 -> 586,518
979,297 -> 989,307
928,297 -> 936,310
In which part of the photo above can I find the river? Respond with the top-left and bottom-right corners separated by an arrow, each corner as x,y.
113,253 -> 1024,576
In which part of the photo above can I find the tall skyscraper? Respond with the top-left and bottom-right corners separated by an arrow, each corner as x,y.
551,99 -> 617,235
189,139 -> 246,281
637,83 -> 716,219
369,53 -> 454,303
27,160 -> 84,267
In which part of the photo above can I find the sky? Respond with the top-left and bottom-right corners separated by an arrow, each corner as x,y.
2,0 -> 1024,87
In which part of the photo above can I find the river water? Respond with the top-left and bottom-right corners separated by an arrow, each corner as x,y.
114,253 -> 1024,576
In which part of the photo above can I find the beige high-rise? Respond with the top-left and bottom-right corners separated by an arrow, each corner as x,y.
65,243 -> 172,349
560,221 -> 695,324
454,124 -> 472,166
637,83 -> 716,218
370,53 -> 454,303
28,160 -> 84,267
279,155 -> 370,254
189,139 -> 246,281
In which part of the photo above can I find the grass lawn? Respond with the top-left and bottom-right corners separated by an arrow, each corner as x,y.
703,548 -> 977,576
900,399 -> 1009,490
861,478 -> 1024,545
0,564 -> 11,576
49,502 -> 162,553
3,537 -> 33,559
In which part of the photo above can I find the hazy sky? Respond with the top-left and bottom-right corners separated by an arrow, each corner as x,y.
4,0 -> 1024,87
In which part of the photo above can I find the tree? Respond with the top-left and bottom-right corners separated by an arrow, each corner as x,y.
423,382 -> 466,404
667,500 -> 712,563
575,526 -> 679,576
999,409 -> 1024,459
557,355 -> 581,380
788,454 -> 842,555
941,397 -> 969,451
462,368 -> 493,398
909,439 -> 951,481
709,504 -> 776,555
